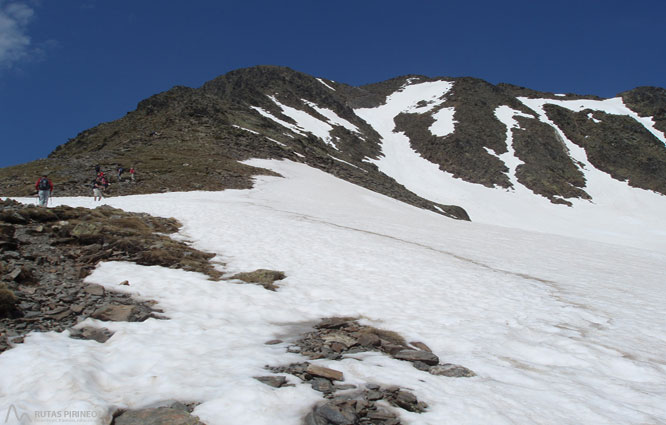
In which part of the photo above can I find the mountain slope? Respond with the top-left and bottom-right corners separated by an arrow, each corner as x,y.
2,161 -> 665,424
1,66 -> 665,229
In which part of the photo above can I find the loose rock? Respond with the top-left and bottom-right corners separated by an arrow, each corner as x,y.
429,363 -> 477,377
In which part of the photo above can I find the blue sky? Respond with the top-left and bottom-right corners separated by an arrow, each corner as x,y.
1,0 -> 665,168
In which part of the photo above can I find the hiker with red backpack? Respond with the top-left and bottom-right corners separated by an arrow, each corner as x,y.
35,175 -> 53,207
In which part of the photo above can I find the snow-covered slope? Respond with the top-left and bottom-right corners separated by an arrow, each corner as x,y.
2,160 -> 666,424
352,80 -> 666,251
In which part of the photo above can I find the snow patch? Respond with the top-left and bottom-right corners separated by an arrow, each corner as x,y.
429,107 -> 456,137
519,96 -> 666,146
250,106 -> 306,137
494,105 -> 534,186
301,99 -> 360,133
316,78 -> 336,91
232,125 -> 260,135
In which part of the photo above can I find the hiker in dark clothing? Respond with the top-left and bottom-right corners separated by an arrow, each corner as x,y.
117,166 -> 124,182
95,164 -> 101,175
35,175 -> 53,207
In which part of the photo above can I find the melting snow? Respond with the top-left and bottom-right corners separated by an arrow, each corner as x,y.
250,106 -> 306,137
316,78 -> 336,91
301,99 -> 360,133
3,160 -> 666,425
355,82 -> 666,251
232,125 -> 260,135
519,96 -> 666,146
493,105 -> 534,186
428,107 -> 457,137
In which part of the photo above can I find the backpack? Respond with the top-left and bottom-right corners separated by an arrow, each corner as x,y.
38,178 -> 50,191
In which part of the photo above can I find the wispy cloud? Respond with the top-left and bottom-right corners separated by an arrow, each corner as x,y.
0,0 -> 35,68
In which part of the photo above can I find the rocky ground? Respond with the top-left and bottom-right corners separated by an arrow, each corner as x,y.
1,199 -> 475,424
0,198 -> 221,352
256,317 -> 475,424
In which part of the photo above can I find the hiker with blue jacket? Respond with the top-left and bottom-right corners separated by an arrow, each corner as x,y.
35,175 -> 53,207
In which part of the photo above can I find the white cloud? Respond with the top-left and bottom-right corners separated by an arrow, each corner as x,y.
0,1 -> 35,68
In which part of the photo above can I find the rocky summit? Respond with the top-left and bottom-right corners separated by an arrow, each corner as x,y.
2,66 -> 663,219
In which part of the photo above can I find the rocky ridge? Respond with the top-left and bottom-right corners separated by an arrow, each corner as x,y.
3,66 -> 663,219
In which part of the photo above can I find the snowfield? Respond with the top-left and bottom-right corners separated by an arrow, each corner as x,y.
2,159 -> 666,425
355,80 -> 666,252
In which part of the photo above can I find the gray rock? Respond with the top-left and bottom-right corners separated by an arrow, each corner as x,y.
366,390 -> 383,401
356,332 -> 380,347
254,375 -> 287,388
412,360 -> 431,371
393,349 -> 439,365
409,341 -> 432,352
315,402 -> 356,425
84,284 -> 105,296
91,304 -> 136,322
311,377 -> 334,393
429,363 -> 476,377
113,407 -> 204,425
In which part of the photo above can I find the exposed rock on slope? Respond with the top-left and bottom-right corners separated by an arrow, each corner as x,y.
0,199 -> 221,353
1,66 -> 664,214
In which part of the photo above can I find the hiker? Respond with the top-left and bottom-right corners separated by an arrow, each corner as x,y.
117,166 -> 124,182
95,164 -> 100,175
129,167 -> 135,182
100,175 -> 109,190
35,175 -> 53,207
92,178 -> 104,201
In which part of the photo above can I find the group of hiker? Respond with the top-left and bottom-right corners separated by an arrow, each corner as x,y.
91,165 -> 135,201
34,164 -> 137,206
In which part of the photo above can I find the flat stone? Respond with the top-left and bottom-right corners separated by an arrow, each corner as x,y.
322,332 -> 357,347
113,407 -> 204,425
84,284 -> 105,296
412,360 -> 431,371
316,402 -> 356,425
306,364 -> 344,381
429,363 -> 476,377
70,304 -> 85,313
393,349 -> 439,365
264,339 -> 283,345
380,343 -> 405,355
91,304 -> 136,322
330,342 -> 347,353
333,384 -> 356,391
71,327 -> 114,343
366,390 -> 383,401
316,317 -> 354,329
311,377 -> 334,393
254,375 -> 287,388
410,341 -> 432,352
356,332 -> 381,347
367,409 -> 397,420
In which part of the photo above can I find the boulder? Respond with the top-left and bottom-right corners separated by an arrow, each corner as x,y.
230,269 -> 285,291
254,375 -> 287,388
393,349 -> 439,365
429,363 -> 476,377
